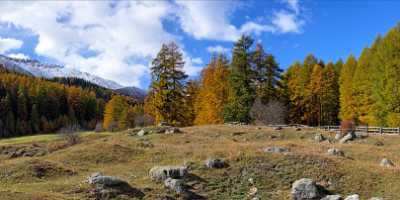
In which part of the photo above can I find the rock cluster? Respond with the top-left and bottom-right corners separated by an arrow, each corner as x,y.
0,145 -> 47,158
149,166 -> 188,181
292,178 -> 383,200
137,126 -> 181,136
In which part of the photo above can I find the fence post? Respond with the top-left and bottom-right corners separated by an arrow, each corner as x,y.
379,127 -> 383,134
327,125 -> 330,131
398,127 -> 400,134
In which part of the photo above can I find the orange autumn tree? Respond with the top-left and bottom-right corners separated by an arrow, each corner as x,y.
195,54 -> 230,125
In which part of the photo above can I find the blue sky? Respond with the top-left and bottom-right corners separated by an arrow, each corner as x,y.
0,1 -> 399,89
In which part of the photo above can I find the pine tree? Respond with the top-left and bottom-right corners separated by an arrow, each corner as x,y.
145,42 -> 188,126
282,62 -> 304,124
103,95 -> 128,130
321,62 -> 339,125
252,43 -> 283,102
375,24 -> 400,126
339,55 -> 357,121
305,64 -> 324,126
223,35 -> 255,123
352,47 -> 378,125
195,54 -> 230,125
183,80 -> 199,126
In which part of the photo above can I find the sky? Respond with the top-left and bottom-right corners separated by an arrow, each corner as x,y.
0,0 -> 399,89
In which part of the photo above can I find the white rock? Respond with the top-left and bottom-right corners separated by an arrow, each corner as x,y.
344,194 -> 360,200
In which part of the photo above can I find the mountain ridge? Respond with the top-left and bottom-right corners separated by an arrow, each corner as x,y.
0,54 -> 146,98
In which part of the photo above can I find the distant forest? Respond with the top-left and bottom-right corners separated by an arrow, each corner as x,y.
1,23 -> 400,138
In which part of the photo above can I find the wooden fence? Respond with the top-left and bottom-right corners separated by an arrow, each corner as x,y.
319,125 -> 400,135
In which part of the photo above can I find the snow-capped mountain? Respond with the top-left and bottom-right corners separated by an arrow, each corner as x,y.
0,54 -> 123,89
115,86 -> 147,101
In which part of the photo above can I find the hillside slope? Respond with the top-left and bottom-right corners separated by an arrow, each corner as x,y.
0,125 -> 398,199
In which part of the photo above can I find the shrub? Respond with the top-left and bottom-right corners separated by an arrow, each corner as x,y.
250,98 -> 287,125
340,120 -> 355,135
58,124 -> 81,146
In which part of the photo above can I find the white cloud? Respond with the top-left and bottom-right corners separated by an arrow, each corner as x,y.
7,53 -> 30,59
175,1 -> 277,41
285,0 -> 300,14
0,1 -> 177,87
272,11 -> 305,33
0,0 -> 307,87
0,37 -> 23,53
207,45 -> 230,54
272,0 -> 305,33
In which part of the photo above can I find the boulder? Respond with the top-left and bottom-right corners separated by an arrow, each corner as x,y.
87,172 -> 144,199
87,172 -> 127,187
322,195 -> 342,200
205,158 -> 227,169
339,132 -> 356,144
344,194 -> 360,200
164,178 -> 185,194
327,148 -> 345,157
314,134 -> 326,142
291,178 -> 324,200
380,158 -> 394,167
149,166 -> 188,181
264,146 -> 289,153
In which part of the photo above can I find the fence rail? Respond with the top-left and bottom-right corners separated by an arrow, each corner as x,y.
319,125 -> 400,135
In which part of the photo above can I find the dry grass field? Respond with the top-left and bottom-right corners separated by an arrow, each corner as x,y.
0,125 -> 399,199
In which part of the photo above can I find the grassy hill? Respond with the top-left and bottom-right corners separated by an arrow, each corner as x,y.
0,125 -> 398,199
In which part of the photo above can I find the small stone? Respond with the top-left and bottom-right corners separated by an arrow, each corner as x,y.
249,186 -> 258,196
264,146 -> 289,153
380,158 -> 394,167
164,178 -> 185,194
158,121 -> 169,126
137,129 -> 148,137
335,133 -> 342,140
327,148 -> 345,157
205,158 -> 227,169
274,126 -> 283,131
165,127 -> 181,134
322,195 -> 342,200
374,141 -> 384,146
344,194 -> 360,200
369,198 -> 383,200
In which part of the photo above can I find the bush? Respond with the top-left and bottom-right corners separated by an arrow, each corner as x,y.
58,124 -> 81,146
340,120 -> 355,135
250,98 -> 287,125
